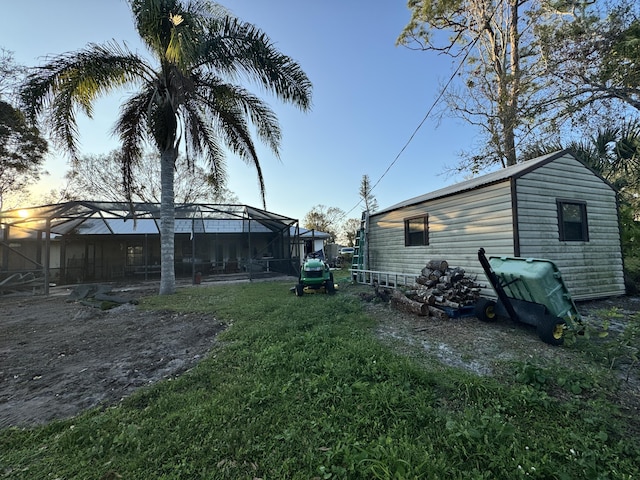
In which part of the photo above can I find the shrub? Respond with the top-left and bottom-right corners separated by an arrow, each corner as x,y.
624,256 -> 640,294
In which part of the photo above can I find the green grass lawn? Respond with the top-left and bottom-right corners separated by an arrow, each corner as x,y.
1,280 -> 639,479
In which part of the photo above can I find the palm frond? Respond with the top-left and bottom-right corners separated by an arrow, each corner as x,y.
519,144 -> 564,162
181,100 -> 227,191
197,74 -> 281,155
197,16 -> 313,111
199,85 -> 266,206
616,119 -> 640,161
20,42 -> 150,158
113,88 -> 156,196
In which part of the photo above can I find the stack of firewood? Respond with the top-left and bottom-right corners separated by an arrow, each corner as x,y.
389,259 -> 484,319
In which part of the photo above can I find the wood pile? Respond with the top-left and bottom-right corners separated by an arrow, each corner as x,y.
388,259 -> 485,319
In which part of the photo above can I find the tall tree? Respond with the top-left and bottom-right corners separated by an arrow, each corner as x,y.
399,0 -> 528,169
0,101 -> 48,210
0,49 -> 26,100
341,217 -> 361,247
537,0 -> 640,124
397,0 -> 582,172
359,174 -> 378,213
21,0 -> 312,295
302,205 -> 345,243
62,150 -> 239,204
0,50 -> 47,210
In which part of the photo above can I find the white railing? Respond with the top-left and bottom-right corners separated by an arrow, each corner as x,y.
349,268 -> 416,288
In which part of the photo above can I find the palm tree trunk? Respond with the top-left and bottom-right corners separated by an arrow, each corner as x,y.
159,148 -> 177,295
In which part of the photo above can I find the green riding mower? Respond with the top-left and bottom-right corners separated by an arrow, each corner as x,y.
294,254 -> 336,296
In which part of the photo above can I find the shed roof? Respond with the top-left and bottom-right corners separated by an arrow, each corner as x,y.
374,150 -> 582,216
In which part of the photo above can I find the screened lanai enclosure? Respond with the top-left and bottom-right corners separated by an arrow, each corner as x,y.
0,202 -> 308,294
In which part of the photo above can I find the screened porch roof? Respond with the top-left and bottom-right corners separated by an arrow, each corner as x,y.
0,201 -> 299,236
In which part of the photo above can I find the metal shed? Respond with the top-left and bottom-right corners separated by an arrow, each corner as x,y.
357,150 -> 625,300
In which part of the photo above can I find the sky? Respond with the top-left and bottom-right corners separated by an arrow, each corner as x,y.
4,0 -> 480,223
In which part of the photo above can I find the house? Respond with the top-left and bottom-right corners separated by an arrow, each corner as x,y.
361,150 -> 625,300
0,202 -> 318,291
296,229 -> 331,261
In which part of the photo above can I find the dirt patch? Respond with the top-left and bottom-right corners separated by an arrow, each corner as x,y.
0,283 -> 226,428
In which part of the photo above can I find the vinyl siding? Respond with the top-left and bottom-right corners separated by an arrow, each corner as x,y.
515,155 -> 624,299
368,181 -> 515,283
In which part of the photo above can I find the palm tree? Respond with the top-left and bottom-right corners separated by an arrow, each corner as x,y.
522,120 -> 640,191
21,0 -> 312,294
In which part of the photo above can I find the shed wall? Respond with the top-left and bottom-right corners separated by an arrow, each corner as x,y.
368,181 -> 515,282
515,155 -> 624,299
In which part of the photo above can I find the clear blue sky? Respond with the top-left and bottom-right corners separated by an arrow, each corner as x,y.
5,0 -> 479,223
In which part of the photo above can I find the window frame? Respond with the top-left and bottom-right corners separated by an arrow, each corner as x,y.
126,242 -> 144,266
404,214 -> 429,246
557,199 -> 589,242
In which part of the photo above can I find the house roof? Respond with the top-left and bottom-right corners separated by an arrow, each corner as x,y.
374,150 -> 576,216
297,228 -> 330,239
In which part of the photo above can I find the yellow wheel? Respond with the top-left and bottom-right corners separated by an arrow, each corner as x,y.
474,298 -> 497,322
552,323 -> 564,340
537,315 -> 565,346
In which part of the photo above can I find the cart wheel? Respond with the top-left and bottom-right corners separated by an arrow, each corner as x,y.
474,298 -> 497,322
295,283 -> 304,296
537,315 -> 566,346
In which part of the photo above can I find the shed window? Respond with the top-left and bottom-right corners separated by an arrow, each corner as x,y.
557,200 -> 589,242
404,215 -> 429,246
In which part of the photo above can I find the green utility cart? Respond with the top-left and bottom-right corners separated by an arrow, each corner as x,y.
475,248 -> 582,345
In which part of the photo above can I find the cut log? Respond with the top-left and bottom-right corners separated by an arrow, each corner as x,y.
427,305 -> 450,320
428,270 -> 442,281
426,260 -> 449,272
449,268 -> 465,282
421,293 -> 437,305
416,290 -> 437,301
407,259 -> 486,317
391,290 -> 429,316
439,299 -> 461,309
